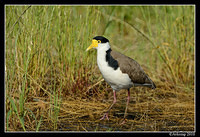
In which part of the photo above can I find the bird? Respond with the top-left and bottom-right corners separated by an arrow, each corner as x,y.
86,36 -> 156,124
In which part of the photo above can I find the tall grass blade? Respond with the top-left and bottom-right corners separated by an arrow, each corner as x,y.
8,96 -> 26,131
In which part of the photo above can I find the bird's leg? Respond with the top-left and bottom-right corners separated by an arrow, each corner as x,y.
100,90 -> 117,120
120,89 -> 130,125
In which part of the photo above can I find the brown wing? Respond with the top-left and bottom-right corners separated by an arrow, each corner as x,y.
111,50 -> 154,86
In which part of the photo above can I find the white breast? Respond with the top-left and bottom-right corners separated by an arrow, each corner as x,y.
97,48 -> 133,91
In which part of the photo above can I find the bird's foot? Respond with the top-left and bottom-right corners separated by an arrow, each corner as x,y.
119,118 -> 127,125
100,113 -> 109,120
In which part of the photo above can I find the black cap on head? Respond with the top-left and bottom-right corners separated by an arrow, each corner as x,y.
93,36 -> 109,43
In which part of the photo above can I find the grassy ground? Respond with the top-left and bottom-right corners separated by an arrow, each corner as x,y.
5,5 -> 195,131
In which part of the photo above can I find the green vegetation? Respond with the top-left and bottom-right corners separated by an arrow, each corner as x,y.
5,5 -> 194,131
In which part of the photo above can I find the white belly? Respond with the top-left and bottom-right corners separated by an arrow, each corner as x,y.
97,57 -> 133,91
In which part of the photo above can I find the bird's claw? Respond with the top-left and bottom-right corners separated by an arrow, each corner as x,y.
100,113 -> 109,120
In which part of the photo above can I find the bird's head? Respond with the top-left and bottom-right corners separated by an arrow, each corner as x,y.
86,36 -> 110,51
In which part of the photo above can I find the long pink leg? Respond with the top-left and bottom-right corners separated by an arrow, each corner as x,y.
120,89 -> 130,125
100,90 -> 117,120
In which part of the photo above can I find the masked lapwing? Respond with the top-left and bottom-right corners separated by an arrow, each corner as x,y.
86,36 -> 156,124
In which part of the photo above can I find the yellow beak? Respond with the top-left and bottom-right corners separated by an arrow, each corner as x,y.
86,39 -> 98,51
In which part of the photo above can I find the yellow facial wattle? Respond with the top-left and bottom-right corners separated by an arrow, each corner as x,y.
86,39 -> 100,51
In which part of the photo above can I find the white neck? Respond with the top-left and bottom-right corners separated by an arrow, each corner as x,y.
96,42 -> 110,70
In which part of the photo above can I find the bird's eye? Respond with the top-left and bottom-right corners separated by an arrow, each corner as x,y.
98,40 -> 101,43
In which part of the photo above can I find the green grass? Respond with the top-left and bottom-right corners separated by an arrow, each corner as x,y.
5,5 -> 195,131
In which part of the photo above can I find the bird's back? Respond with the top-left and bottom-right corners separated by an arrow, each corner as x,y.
110,50 -> 156,89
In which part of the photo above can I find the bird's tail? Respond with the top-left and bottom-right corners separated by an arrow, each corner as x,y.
151,81 -> 156,89
134,74 -> 156,89
145,75 -> 156,89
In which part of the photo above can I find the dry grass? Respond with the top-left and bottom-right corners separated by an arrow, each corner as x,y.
7,80 -> 194,131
